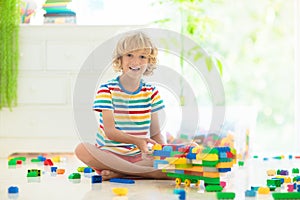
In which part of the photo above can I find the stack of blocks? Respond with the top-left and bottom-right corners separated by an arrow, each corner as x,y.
152,144 -> 236,191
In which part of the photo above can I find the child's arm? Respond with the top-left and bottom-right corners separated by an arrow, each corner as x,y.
102,110 -> 156,153
150,112 -> 165,144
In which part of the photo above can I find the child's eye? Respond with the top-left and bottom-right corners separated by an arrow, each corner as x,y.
140,55 -> 147,59
126,53 -> 133,57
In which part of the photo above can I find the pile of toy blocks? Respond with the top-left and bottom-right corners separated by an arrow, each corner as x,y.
152,144 -> 236,191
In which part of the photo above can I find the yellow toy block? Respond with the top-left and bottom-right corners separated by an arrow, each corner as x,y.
267,169 -> 276,176
171,158 -> 188,164
191,146 -> 203,154
257,187 -> 270,194
183,166 -> 203,172
152,144 -> 162,150
275,175 -> 291,183
196,153 -> 218,161
52,156 -> 61,163
112,188 -> 128,196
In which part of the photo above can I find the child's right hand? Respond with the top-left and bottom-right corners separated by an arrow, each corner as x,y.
134,137 -> 157,153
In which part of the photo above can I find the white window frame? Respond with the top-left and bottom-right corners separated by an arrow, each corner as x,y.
295,0 -> 300,153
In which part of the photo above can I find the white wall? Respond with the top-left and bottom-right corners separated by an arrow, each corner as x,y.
0,25 -> 141,158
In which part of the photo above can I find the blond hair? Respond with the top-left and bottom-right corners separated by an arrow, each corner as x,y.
112,32 -> 158,76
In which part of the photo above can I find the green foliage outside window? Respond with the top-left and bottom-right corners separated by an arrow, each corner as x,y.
0,0 -> 20,110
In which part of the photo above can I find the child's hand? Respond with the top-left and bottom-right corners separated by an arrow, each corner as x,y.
135,138 -> 157,153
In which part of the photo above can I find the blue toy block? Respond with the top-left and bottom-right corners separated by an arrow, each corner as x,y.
51,167 -> 57,173
37,155 -> 46,161
91,175 -> 102,184
175,170 -> 185,174
153,150 -> 171,157
186,153 -> 196,159
109,178 -> 135,184
162,145 -> 173,151
8,186 -> 19,194
250,186 -> 259,191
84,167 -> 93,173
219,168 -> 231,172
154,160 -> 169,169
174,188 -> 186,200
245,190 -> 256,197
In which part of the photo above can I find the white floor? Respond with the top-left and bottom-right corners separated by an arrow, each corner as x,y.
0,153 -> 299,200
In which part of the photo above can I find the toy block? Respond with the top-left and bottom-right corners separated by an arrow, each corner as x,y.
173,188 -> 186,200
152,144 -> 162,150
292,168 -> 299,174
197,153 -> 218,161
186,153 -> 196,159
238,160 -> 244,166
251,186 -> 259,191
280,170 -> 289,175
84,167 -> 93,173
275,176 -> 290,183
287,184 -> 294,192
68,173 -> 81,179
268,185 -> 276,191
175,170 -> 185,174
257,187 -> 270,194
37,155 -> 46,161
202,177 -> 220,185
110,178 -> 135,184
8,186 -> 19,194
216,192 -> 235,199
154,160 -> 169,169
31,158 -> 41,163
27,169 -> 41,177
205,185 -> 223,192
220,181 -> 226,188
52,156 -> 61,163
218,168 -> 231,173
57,169 -> 65,174
170,158 -> 188,165
77,166 -> 86,172
267,179 -> 281,187
191,146 -> 202,154
202,160 -> 218,167
216,162 -> 233,168
91,175 -> 102,184
267,169 -> 276,176
184,166 -> 203,172
191,160 -> 202,165
272,192 -> 300,199
44,159 -> 53,166
51,167 -> 57,173
203,167 -> 219,172
162,145 -> 173,151
203,172 -> 220,178
245,190 -> 256,197
153,150 -> 171,157
112,187 -> 128,196
183,171 -> 203,177
293,176 -> 300,182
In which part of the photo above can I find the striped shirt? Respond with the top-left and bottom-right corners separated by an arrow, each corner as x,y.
93,76 -> 164,155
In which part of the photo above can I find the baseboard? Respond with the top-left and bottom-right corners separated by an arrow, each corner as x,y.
0,137 -> 81,158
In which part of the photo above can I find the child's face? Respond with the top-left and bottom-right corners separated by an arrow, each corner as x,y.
121,49 -> 149,77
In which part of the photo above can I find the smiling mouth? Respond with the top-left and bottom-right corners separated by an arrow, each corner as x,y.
129,66 -> 141,71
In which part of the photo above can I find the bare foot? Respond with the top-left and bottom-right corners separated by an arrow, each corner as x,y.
100,170 -> 124,181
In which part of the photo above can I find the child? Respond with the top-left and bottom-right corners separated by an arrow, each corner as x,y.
75,31 -> 170,180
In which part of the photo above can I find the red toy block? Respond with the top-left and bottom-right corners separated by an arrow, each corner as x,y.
44,159 -> 54,166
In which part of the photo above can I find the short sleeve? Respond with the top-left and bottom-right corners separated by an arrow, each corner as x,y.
151,86 -> 165,113
93,84 -> 113,112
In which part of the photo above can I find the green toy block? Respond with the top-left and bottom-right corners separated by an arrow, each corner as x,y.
272,192 -> 300,199
292,168 -> 299,174
267,179 -> 281,187
238,161 -> 244,167
216,192 -> 235,199
68,173 -> 81,179
31,158 -> 41,162
268,185 -> 276,191
205,185 -> 223,192
77,167 -> 86,172
8,159 -> 17,166
202,160 -> 218,167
